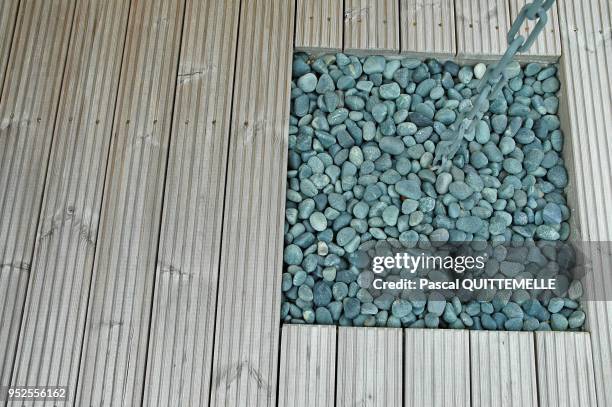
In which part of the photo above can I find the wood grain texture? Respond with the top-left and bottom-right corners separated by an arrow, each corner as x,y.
143,0 -> 240,405
295,0 -> 343,52
8,1 -> 130,405
344,0 -> 400,54
508,0 -> 561,61
536,332 -> 597,407
405,329 -> 470,407
278,325 -> 337,407
455,0 -> 510,61
556,0 -> 612,405
470,331 -> 538,407
75,0 -> 185,405
336,327 -> 403,407
0,0 -> 21,96
209,0 -> 294,405
0,0 -> 75,389
400,0 -> 456,58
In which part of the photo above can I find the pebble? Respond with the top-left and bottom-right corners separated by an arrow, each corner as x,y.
382,205 -> 400,226
315,73 -> 335,93
569,310 -> 586,328
337,227 -> 357,246
435,173 -> 453,194
525,63 -> 542,77
547,165 -> 568,188
392,299 -> 413,318
568,280 -> 583,300
284,244 -> 303,265
379,137 -> 405,155
297,73 -> 318,92
542,202 -> 562,224
428,293 -> 446,316
536,225 -> 560,240
542,77 -> 560,93
474,63 -> 487,79
395,180 -> 422,199
449,181 -> 473,200
363,56 -> 386,74
548,297 -> 565,313
502,302 -> 524,319
379,83 -> 401,99
313,282 -> 332,306
503,158 -> 522,175
343,297 -> 361,319
505,318 -> 523,331
551,313 -> 569,331
372,103 -> 388,123
316,307 -> 333,324
309,212 -> 328,232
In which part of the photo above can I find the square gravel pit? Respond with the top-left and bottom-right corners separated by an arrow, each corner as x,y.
281,52 -> 586,332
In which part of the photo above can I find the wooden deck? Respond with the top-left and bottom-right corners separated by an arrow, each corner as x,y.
0,0 -> 610,406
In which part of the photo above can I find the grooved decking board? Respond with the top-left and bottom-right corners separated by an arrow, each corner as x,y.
0,0 -> 21,95
405,329 -> 470,407
143,0 -> 240,405
508,0 -> 561,61
455,0 -> 510,61
8,0 -> 130,403
470,332 -> 538,407
556,0 -> 612,405
295,0 -> 343,52
0,0 -> 75,389
209,0 -> 294,405
336,328 -> 403,407
344,0 -> 400,54
278,325 -> 337,407
536,333 -> 597,406
400,0 -> 456,59
75,0 -> 186,405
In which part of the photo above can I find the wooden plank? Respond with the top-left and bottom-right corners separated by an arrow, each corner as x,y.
75,0 -> 186,405
344,0 -> 400,54
536,332 -> 597,407
470,332 -> 538,407
10,0 -> 129,394
278,325 -> 337,407
0,0 -> 75,389
0,0 -> 21,95
295,0 -> 343,52
508,0 -> 562,62
405,329 -> 470,407
400,0 -> 456,59
336,328 -> 403,407
142,0 -> 241,405
209,0 -> 294,405
556,0 -> 612,405
455,0 -> 510,61
7,0 -> 130,403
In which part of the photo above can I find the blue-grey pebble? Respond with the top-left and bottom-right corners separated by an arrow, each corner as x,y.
315,307 -> 334,324
379,136 -> 405,155
309,212 -> 328,231
427,293 -> 446,316
297,73 -> 317,93
343,297 -> 361,319
379,83 -> 401,99
313,281 -> 333,307
284,244 -> 303,265
337,227 -> 357,246
363,56 -> 386,74
551,313 -> 569,330
395,180 -> 422,199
